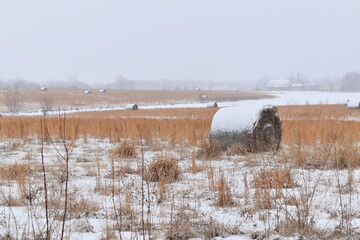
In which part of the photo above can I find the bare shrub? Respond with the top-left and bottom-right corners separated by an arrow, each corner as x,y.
4,90 -> 23,114
110,140 -> 137,158
146,154 -> 180,183
197,140 -> 221,159
39,97 -> 54,116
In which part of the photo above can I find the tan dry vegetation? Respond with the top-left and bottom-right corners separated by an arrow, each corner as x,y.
278,105 -> 360,146
252,169 -> 294,189
1,105 -> 360,148
0,116 -> 212,145
110,140 -> 137,159
68,107 -> 218,119
0,89 -> 272,109
278,104 -> 360,120
145,154 -> 181,183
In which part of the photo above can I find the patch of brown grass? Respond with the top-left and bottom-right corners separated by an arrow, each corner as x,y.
215,173 -> 234,207
253,169 -> 294,189
197,140 -> 221,159
110,140 -> 137,158
0,163 -> 32,182
146,154 -> 181,183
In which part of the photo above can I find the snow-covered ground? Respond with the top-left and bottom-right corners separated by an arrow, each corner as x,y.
1,91 -> 360,239
1,136 -> 360,239
2,91 -> 360,117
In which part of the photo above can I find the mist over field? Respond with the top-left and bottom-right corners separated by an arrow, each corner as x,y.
0,1 -> 359,89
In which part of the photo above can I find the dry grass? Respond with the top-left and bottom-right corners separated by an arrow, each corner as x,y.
197,140 -> 221,159
1,104 -> 360,150
253,169 -> 294,189
146,154 -> 181,183
0,116 -> 212,145
215,173 -> 234,207
69,108 -> 218,119
278,104 -> 360,120
0,89 -> 272,110
278,105 -> 360,146
0,163 -> 32,182
110,140 -> 137,158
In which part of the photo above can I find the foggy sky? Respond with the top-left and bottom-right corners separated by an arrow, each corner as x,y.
0,0 -> 359,84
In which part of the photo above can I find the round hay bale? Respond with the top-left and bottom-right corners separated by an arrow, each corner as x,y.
40,86 -> 47,91
125,104 -> 139,110
210,105 -> 281,153
200,94 -> 208,100
99,89 -> 106,93
206,102 -> 218,108
84,90 -> 92,94
347,101 -> 360,109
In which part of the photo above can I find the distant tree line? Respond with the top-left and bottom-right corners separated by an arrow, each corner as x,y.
340,72 -> 360,91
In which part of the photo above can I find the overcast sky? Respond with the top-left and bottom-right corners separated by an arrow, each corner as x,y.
0,0 -> 359,84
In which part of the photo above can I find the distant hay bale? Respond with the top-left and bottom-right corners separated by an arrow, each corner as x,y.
347,101 -> 360,109
99,89 -> 106,93
84,90 -> 92,94
125,104 -> 139,110
200,94 -> 208,100
210,105 -> 281,153
40,86 -> 47,91
206,102 -> 218,108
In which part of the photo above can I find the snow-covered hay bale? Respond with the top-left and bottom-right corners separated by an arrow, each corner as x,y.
206,102 -> 218,108
99,89 -> 106,93
125,104 -> 139,110
84,90 -> 92,94
210,105 -> 281,152
347,101 -> 360,109
40,86 -> 47,91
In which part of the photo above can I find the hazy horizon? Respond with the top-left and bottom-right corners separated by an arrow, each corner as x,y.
0,1 -> 359,84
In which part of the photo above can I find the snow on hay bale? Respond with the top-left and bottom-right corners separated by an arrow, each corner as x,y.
347,101 -> 360,109
40,86 -> 47,91
206,102 -> 218,108
84,90 -> 92,94
210,105 -> 281,152
99,89 -> 106,93
125,104 -> 139,110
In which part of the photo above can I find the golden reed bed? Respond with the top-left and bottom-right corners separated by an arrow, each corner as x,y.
1,105 -> 360,146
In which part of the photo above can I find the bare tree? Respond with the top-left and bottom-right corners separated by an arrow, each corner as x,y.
39,97 -> 54,116
4,90 -> 23,114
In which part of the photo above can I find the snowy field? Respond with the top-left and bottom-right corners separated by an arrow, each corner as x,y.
1,91 -> 360,239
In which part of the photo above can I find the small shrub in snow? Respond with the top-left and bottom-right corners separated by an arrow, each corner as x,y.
253,169 -> 294,189
146,154 -> 180,183
110,140 -> 137,158
197,140 -> 221,159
